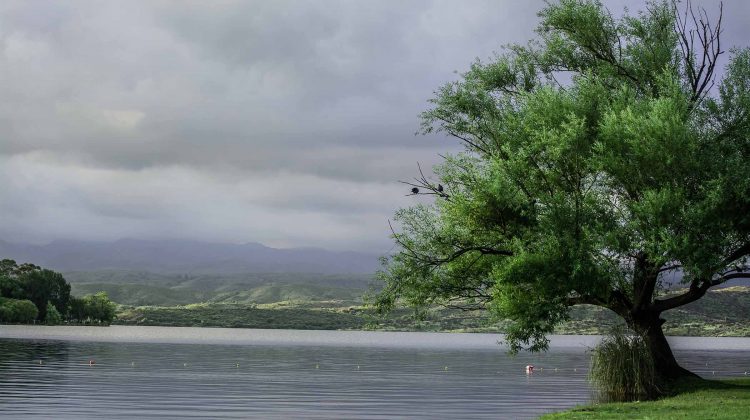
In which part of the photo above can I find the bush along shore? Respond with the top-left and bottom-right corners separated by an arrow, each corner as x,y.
1,259 -> 116,325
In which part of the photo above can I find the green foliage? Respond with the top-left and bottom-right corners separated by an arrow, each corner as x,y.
44,302 -> 62,325
20,269 -> 71,321
68,296 -> 87,322
0,259 -> 122,325
1,259 -> 72,320
0,298 -> 39,324
0,259 -> 39,299
75,292 -> 116,325
589,327 -> 659,402
376,0 -> 750,359
12,299 -> 39,323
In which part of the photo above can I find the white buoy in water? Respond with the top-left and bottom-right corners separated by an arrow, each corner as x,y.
526,365 -> 534,374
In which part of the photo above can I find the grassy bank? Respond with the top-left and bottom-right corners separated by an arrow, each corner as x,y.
541,378 -> 750,419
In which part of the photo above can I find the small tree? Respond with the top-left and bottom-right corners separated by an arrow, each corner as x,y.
377,0 -> 749,380
0,259 -> 37,299
10,299 -> 39,324
69,297 -> 87,323
0,298 -> 13,322
20,269 -> 71,321
84,292 -> 117,325
45,302 -> 63,325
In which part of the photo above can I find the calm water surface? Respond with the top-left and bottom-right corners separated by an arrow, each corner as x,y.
0,326 -> 748,419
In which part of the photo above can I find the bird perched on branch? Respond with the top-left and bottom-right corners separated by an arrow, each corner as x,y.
411,187 -> 419,194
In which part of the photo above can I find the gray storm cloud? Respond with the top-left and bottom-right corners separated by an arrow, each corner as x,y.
0,0 -> 747,251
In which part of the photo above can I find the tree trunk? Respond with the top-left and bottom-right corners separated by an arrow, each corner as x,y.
631,314 -> 698,380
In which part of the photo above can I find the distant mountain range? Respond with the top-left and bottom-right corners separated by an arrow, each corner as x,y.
0,239 -> 381,274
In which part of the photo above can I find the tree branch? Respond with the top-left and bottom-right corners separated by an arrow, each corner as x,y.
651,269 -> 749,313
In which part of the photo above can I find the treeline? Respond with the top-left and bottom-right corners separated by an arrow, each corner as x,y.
0,259 -> 116,325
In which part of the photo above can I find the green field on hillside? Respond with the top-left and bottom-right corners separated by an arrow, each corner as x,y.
64,270 -> 750,335
109,284 -> 750,336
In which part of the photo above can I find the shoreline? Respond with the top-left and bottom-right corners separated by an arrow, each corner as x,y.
2,325 -> 750,351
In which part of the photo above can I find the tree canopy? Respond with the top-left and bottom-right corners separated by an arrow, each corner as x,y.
0,259 -> 116,325
376,0 -> 749,379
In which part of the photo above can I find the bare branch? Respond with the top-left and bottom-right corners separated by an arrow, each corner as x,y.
673,0 -> 724,105
401,162 -> 451,200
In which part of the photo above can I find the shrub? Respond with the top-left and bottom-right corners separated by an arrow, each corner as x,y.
589,327 -> 660,402
0,299 -> 13,322
45,302 -> 63,325
8,299 -> 39,324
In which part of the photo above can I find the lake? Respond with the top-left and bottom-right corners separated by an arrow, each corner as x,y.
1,326 -> 748,419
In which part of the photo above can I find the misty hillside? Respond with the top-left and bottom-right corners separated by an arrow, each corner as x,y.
0,238 -> 381,274
65,270 -> 376,306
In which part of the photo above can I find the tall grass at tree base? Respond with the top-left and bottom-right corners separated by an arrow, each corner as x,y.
589,327 -> 660,402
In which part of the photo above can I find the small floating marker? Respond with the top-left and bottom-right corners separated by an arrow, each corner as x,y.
315,364 -> 319,369
357,365 -> 360,370
184,363 -> 188,367
38,360 -> 43,365
555,368 -> 558,372
574,368 -> 577,372
525,365 -> 534,374
236,363 -> 240,368
131,362 -> 135,366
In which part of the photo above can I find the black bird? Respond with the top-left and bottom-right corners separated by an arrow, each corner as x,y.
411,187 -> 419,194
437,184 -> 444,192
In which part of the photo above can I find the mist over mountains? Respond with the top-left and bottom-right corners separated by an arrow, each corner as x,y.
0,239 -> 381,275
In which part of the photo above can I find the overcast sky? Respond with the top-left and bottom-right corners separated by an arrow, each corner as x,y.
0,1 -> 746,252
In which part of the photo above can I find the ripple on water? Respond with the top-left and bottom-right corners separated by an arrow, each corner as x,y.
1,329 -> 748,419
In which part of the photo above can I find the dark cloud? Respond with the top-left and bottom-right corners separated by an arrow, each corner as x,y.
0,0 -> 747,251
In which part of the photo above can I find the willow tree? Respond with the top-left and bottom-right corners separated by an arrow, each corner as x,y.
376,0 -> 749,379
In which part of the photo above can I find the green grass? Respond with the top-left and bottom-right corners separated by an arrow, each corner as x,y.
541,378 -> 750,419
